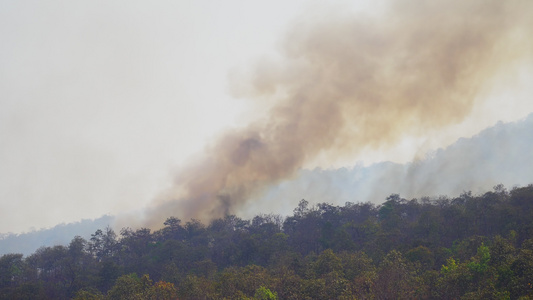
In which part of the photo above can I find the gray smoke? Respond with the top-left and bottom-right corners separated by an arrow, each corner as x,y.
243,114 -> 533,214
141,0 -> 533,228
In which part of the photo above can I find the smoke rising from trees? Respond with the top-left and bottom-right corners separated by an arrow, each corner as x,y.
139,0 -> 533,229
241,114 -> 533,217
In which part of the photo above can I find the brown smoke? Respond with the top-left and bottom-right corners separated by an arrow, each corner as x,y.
142,0 -> 533,228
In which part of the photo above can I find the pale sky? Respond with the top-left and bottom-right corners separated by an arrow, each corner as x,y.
1,0 -> 532,234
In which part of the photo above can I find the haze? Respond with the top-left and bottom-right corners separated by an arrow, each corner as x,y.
1,0 -> 533,234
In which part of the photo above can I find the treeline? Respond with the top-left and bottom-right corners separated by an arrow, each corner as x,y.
2,184 -> 533,299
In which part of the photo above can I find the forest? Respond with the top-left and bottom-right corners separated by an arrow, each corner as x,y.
1,184 -> 533,299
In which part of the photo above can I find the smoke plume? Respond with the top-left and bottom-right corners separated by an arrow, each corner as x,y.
142,0 -> 533,228
243,114 -> 533,216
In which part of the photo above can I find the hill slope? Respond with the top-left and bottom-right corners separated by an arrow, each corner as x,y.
245,113 -> 533,215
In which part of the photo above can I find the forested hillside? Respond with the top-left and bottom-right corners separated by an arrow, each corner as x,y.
251,114 -> 533,215
3,114 -> 532,258
0,216 -> 114,257
2,184 -> 533,299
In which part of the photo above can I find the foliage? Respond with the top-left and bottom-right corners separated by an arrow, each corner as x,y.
2,184 -> 533,299
254,286 -> 278,300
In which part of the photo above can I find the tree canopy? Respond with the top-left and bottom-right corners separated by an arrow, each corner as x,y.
2,184 -> 533,299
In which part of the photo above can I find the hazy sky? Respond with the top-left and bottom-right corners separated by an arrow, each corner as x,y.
1,0 -> 532,234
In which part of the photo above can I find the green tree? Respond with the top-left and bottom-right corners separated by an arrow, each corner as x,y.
146,280 -> 178,300
374,250 -> 416,299
313,249 -> 343,278
106,274 -> 142,300
178,274 -> 215,300
0,253 -> 24,289
405,245 -> 435,268
254,286 -> 278,300
87,227 -> 118,262
73,287 -> 104,300
26,245 -> 71,299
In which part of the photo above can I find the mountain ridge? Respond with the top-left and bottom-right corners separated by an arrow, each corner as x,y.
2,113 -> 532,256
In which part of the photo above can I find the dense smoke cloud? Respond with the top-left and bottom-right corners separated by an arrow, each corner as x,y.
141,0 -> 533,228
243,114 -> 533,215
